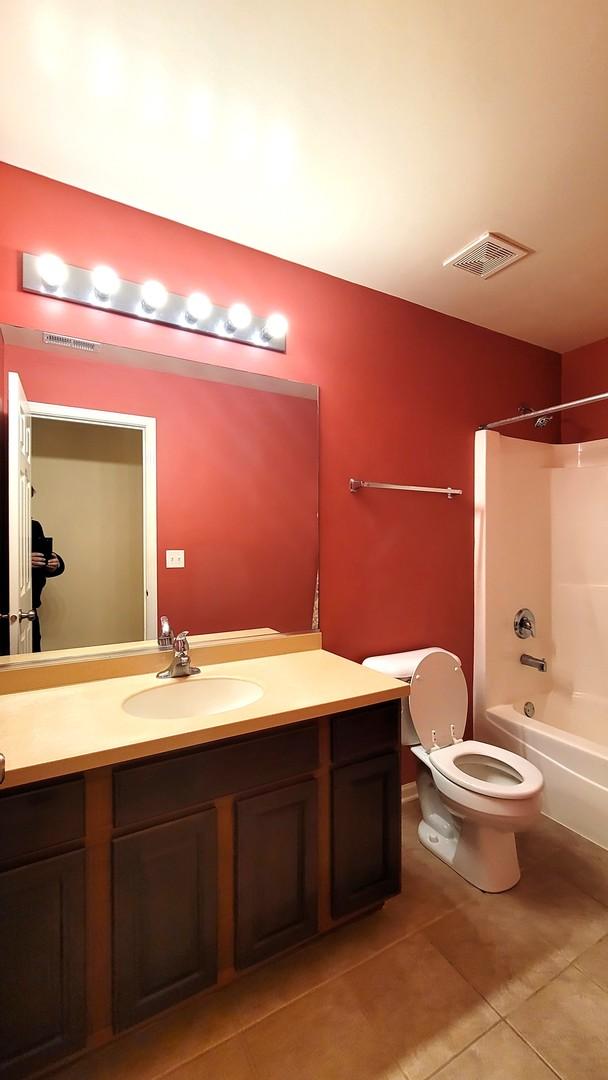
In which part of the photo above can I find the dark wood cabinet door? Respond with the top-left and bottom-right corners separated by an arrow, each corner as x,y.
235,780 -> 318,969
332,753 -> 401,918
113,810 -> 217,1031
0,850 -> 86,1080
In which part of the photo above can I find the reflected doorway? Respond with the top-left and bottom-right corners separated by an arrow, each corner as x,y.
7,374 -> 157,654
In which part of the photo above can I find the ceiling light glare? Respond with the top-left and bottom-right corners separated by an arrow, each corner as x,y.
140,279 -> 168,314
226,302 -> 252,333
91,264 -> 120,301
185,291 -> 212,323
262,312 -> 288,341
36,253 -> 68,291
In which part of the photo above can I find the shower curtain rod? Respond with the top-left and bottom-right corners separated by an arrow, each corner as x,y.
481,389 -> 608,430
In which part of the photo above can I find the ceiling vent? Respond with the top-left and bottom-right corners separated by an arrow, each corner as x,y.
443,232 -> 531,279
42,332 -> 98,352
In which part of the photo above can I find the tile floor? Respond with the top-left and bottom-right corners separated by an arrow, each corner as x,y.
53,804 -> 608,1080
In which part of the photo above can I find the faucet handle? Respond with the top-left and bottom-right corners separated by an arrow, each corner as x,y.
514,608 -> 536,639
174,630 -> 190,653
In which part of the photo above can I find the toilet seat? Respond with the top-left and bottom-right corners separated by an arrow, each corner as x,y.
408,651 -> 468,750
430,740 -> 543,800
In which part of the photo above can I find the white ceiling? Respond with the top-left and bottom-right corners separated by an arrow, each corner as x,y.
2,1 -> 607,353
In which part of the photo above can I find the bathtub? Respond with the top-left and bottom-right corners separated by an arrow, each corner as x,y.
477,692 -> 608,851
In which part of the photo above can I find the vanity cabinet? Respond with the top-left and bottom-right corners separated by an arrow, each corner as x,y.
235,779 -> 318,969
0,779 -> 86,1080
0,697 -> 402,1076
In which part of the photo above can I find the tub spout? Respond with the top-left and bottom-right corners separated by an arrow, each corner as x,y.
520,653 -> 547,673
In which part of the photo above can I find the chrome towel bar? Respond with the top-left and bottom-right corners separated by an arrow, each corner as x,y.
349,478 -> 462,498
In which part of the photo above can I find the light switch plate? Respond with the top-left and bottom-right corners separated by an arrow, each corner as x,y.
165,549 -> 185,569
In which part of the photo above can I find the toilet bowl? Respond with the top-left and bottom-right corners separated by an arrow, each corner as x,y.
363,648 -> 544,892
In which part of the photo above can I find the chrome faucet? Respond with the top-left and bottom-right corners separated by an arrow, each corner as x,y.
158,614 -> 174,650
157,631 -> 201,679
520,653 -> 547,673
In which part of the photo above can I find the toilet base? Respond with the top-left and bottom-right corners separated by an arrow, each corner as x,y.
418,817 -> 521,892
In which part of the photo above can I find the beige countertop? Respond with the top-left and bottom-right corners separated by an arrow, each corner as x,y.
0,648 -> 407,789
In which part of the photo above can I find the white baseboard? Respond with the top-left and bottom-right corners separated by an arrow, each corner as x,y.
401,781 -> 418,803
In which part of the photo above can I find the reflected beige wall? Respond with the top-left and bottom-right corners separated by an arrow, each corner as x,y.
32,419 -> 144,651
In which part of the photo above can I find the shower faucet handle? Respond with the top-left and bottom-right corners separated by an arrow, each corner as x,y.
514,608 -> 536,639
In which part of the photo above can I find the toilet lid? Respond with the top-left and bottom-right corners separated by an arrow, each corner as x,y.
409,650 -> 468,751
430,740 -> 544,799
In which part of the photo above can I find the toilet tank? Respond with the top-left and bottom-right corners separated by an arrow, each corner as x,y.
363,648 -> 461,747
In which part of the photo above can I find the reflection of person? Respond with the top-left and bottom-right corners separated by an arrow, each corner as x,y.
31,516 -> 65,652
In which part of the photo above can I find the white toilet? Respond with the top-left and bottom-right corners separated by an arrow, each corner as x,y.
363,648 -> 544,892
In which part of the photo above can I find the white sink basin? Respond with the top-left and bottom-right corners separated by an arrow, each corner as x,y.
122,677 -> 263,721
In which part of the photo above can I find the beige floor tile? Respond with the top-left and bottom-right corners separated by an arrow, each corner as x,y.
517,813 -> 578,867
575,933 -> 608,992
346,932 -> 497,1080
355,847 -> 477,953
509,965 -> 608,1080
519,815 -> 608,908
242,976 -> 404,1080
159,1036 -> 255,1079
402,799 -> 422,851
233,917 -> 380,1029
425,868 -> 608,1016
52,982 -> 246,1080
431,1021 -> 557,1080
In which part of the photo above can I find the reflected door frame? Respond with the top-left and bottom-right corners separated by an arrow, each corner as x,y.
28,399 -> 158,642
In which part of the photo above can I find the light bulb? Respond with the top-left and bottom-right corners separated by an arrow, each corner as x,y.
226,302 -> 252,332
36,252 -> 68,290
262,312 -> 288,340
185,291 -> 212,323
141,279 -> 168,313
91,264 -> 120,300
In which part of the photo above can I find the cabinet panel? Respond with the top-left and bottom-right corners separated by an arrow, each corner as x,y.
0,777 -> 84,865
0,850 -> 86,1080
331,701 -> 401,765
235,780 -> 318,969
113,810 -> 217,1031
332,754 -> 401,918
114,723 -> 318,828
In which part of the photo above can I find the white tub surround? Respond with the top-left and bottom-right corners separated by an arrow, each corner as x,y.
475,431 -> 608,849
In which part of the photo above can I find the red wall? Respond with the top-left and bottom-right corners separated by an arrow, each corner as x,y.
6,345 -> 318,636
0,164 -> 561,771
561,336 -> 608,442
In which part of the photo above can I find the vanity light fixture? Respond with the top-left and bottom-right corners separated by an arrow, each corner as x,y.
261,312 -> 289,342
185,291 -> 213,323
21,253 -> 287,352
140,279 -> 168,314
91,264 -> 120,301
225,302 -> 252,333
36,252 -> 68,291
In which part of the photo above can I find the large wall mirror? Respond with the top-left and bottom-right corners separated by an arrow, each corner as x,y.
0,325 -> 319,659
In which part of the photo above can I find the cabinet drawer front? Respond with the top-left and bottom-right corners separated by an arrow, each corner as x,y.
235,779 -> 318,969
0,777 -> 85,865
331,701 -> 400,765
112,809 -> 218,1031
0,850 -> 86,1080
331,753 -> 401,917
114,723 -> 319,828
